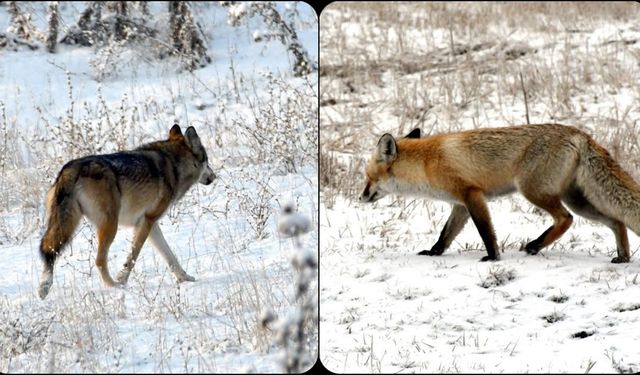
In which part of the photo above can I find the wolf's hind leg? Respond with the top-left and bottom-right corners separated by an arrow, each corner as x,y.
96,221 -> 118,287
147,223 -> 195,283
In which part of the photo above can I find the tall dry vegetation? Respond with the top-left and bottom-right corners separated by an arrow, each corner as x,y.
320,2 -> 640,206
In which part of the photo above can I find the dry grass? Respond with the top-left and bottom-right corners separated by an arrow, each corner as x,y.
320,2 -> 640,203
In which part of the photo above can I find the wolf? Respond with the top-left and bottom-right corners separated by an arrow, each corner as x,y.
38,124 -> 216,299
359,124 -> 640,263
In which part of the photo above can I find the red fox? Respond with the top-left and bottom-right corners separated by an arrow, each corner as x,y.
359,124 -> 640,262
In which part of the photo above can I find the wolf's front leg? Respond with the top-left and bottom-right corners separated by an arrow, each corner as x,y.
148,223 -> 195,283
115,219 -> 154,285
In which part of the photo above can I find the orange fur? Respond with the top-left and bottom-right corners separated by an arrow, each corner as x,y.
360,124 -> 640,263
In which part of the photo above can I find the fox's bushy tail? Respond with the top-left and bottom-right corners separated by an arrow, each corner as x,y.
40,165 -> 82,271
575,134 -> 640,235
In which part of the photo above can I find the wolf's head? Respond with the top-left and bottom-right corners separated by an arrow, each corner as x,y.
169,124 -> 216,185
359,128 -> 421,203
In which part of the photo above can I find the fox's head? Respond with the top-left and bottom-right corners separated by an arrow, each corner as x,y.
359,128 -> 421,203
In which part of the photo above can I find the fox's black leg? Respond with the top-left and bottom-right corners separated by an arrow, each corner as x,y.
419,204 -> 469,256
464,189 -> 500,261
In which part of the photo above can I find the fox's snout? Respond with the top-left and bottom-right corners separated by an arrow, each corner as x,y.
359,182 -> 384,203
359,192 -> 375,203
358,191 -> 368,203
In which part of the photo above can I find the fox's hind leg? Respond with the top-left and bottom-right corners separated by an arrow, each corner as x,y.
521,194 -> 573,255
608,221 -> 630,263
147,223 -> 195,282
563,184 -> 630,263
419,204 -> 469,256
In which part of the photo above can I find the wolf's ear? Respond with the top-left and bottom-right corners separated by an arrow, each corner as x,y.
185,126 -> 203,153
376,133 -> 397,163
169,124 -> 183,140
405,128 -> 421,139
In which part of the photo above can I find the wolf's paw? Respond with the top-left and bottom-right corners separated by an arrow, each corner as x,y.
480,255 -> 500,262
177,274 -> 196,283
114,270 -> 131,285
611,256 -> 630,264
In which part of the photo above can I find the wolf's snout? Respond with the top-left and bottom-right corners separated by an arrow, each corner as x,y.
200,165 -> 216,185
203,172 -> 216,185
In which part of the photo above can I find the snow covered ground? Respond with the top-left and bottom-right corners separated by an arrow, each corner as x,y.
320,3 -> 640,373
0,2 -> 317,373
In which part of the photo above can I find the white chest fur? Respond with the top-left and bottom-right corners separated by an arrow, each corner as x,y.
379,177 -> 457,203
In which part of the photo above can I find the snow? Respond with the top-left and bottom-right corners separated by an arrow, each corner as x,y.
0,2 -> 317,373
320,3 -> 640,373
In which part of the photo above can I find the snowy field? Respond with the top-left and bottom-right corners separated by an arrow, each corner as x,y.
0,2 -> 317,373
320,2 -> 640,373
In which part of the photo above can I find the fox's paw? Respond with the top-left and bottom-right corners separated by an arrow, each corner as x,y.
523,239 -> 545,255
480,255 -> 500,262
417,249 -> 442,256
611,256 -> 630,264
523,244 -> 542,255
418,244 -> 445,256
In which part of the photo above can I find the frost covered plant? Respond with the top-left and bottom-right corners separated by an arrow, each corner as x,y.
261,202 -> 317,373
46,1 -> 59,53
6,1 -> 42,42
235,72 -> 318,174
237,176 -> 275,240
168,1 -> 211,70
220,1 -> 316,77
277,202 -> 311,247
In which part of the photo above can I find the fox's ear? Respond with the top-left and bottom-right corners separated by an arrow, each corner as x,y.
405,128 -> 421,139
169,124 -> 183,139
185,126 -> 203,153
376,133 -> 397,163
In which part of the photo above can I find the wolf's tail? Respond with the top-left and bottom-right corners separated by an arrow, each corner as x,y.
40,164 -> 83,271
574,134 -> 640,235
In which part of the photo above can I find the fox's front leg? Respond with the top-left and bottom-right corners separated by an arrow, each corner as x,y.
464,189 -> 500,261
419,204 -> 469,256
